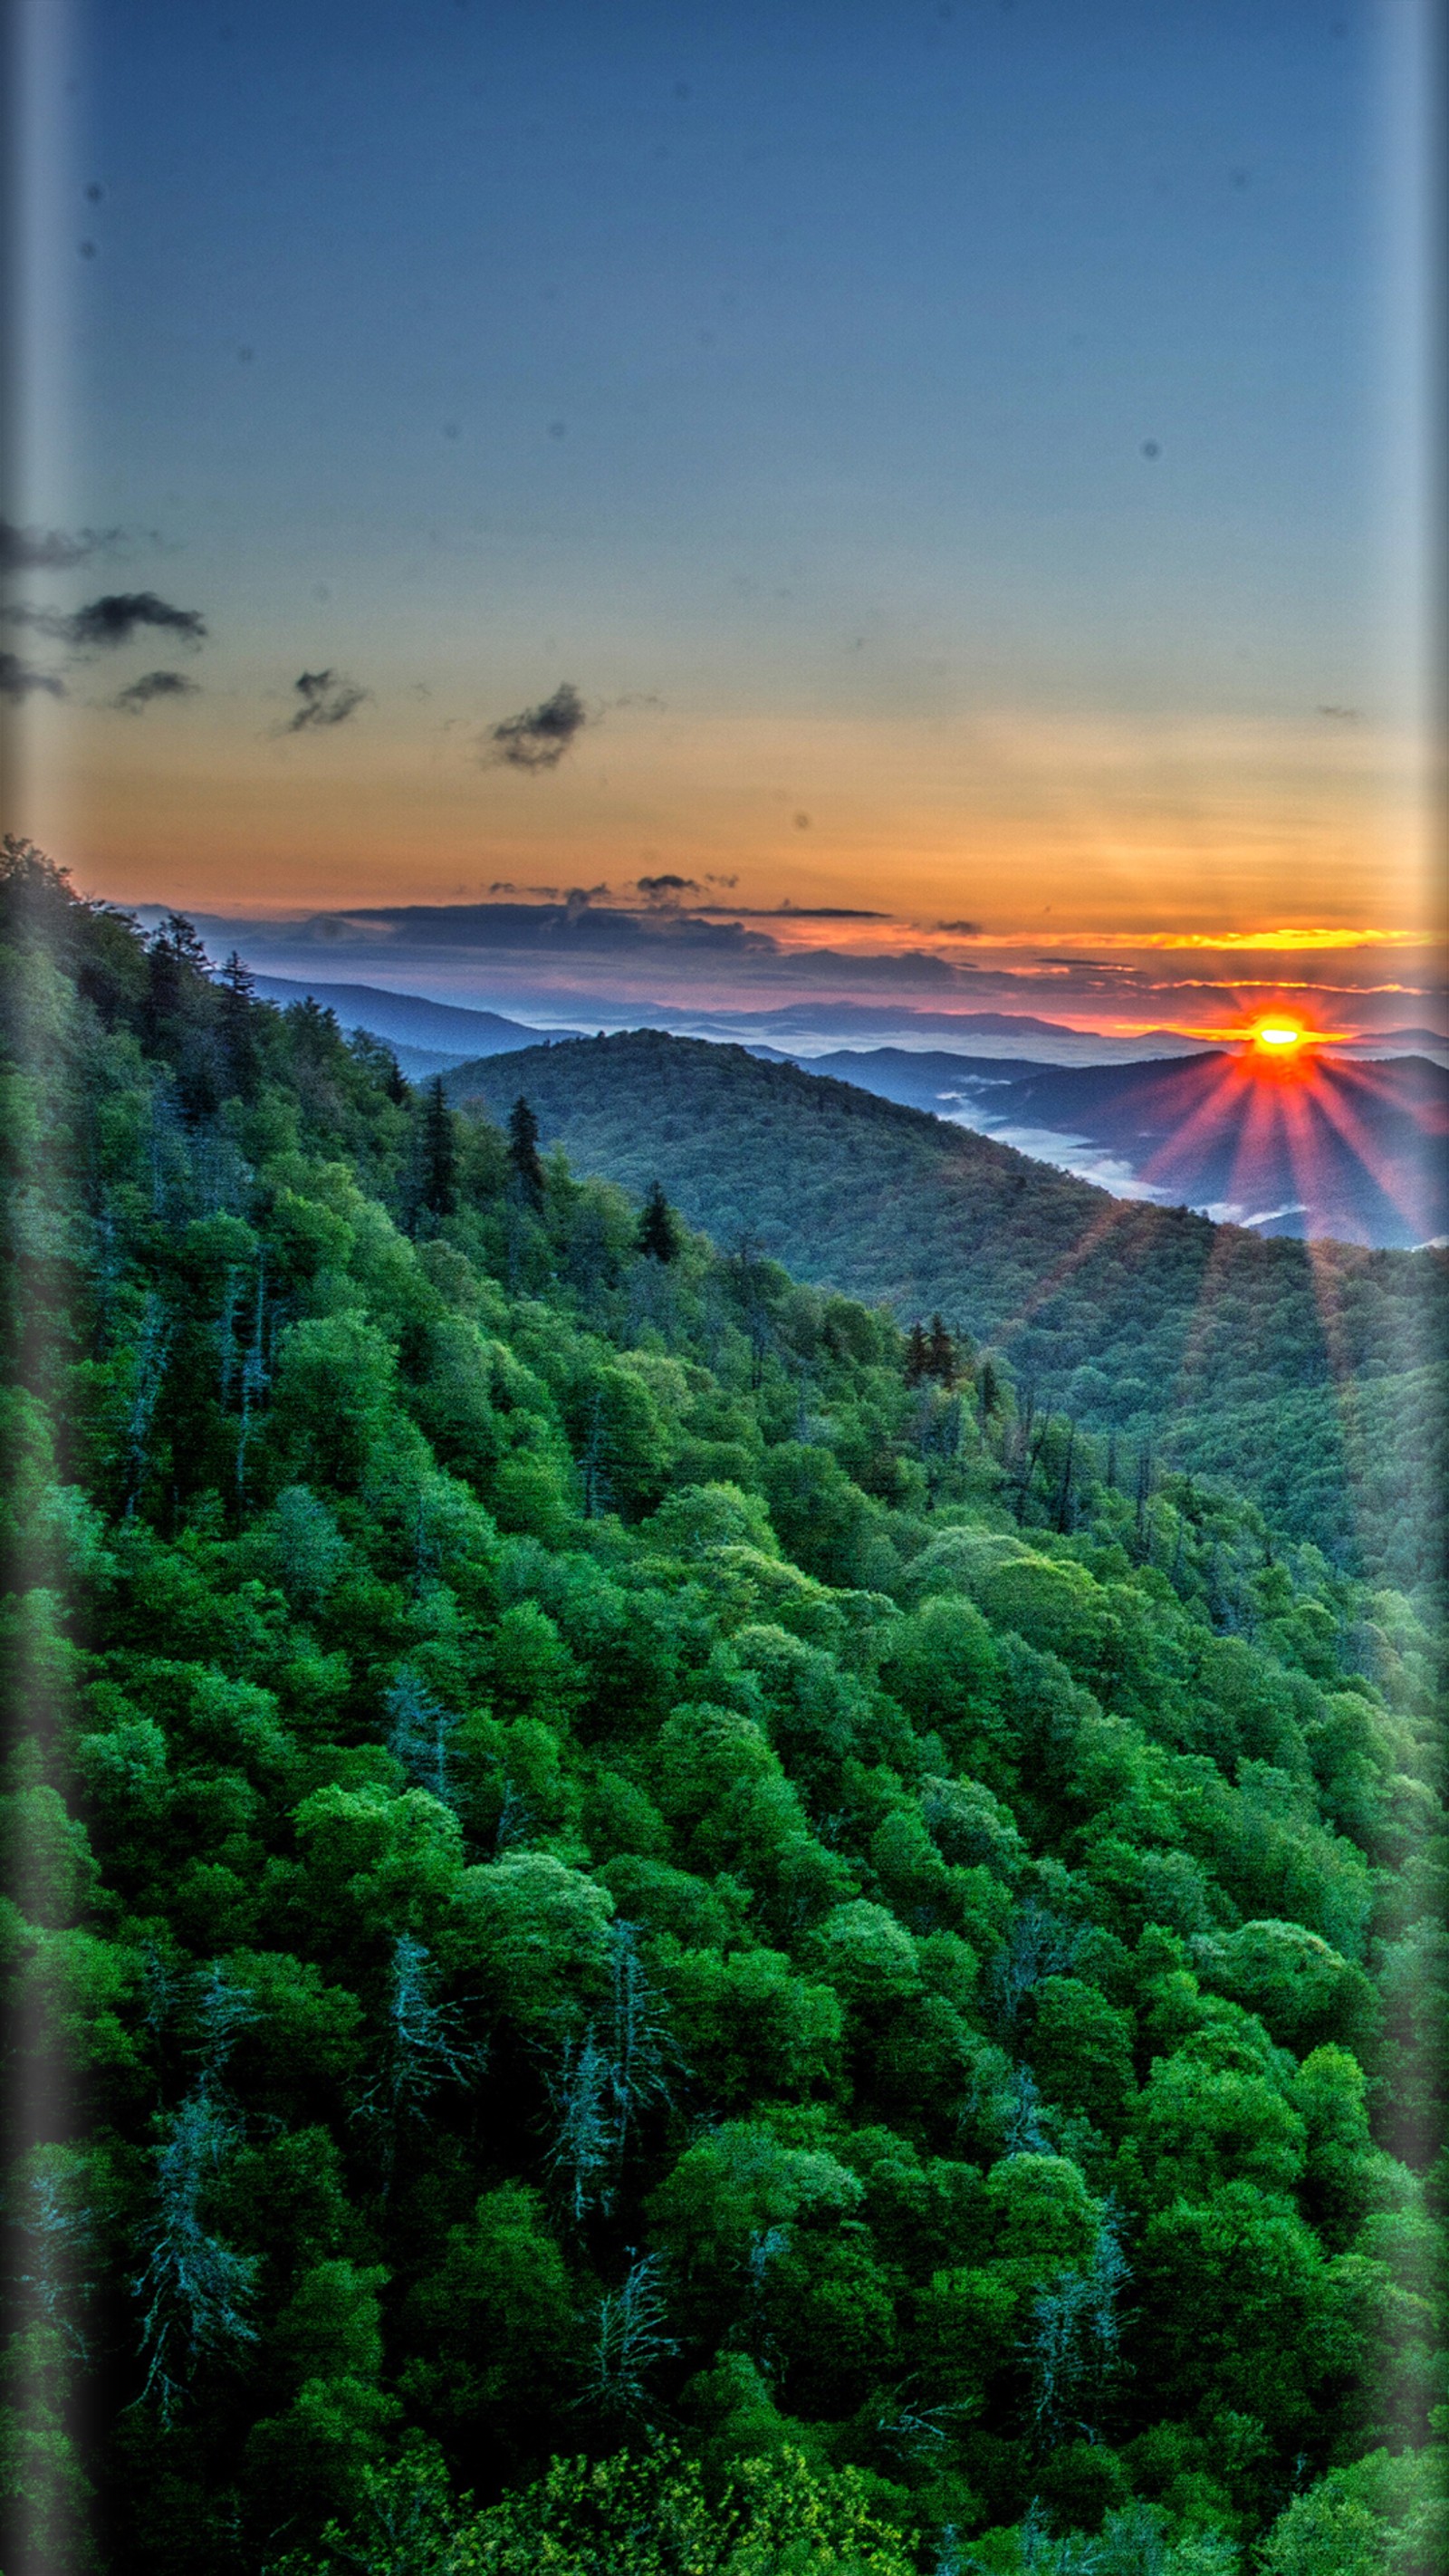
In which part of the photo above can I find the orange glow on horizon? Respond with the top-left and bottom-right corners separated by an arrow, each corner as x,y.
1232,1015 -> 1339,1071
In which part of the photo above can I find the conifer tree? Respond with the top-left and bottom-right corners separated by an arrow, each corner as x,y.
507,1094 -> 545,1206
216,950 -> 259,1097
1135,1440 -> 1154,1550
420,1076 -> 458,1219
1052,1418 -> 1077,1533
926,1312 -> 955,1384
142,912 -> 211,1051
216,948 -> 253,1007
637,1178 -> 679,1264
904,1321 -> 928,1385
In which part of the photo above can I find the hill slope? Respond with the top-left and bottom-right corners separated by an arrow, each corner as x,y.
448,1033 -> 1445,1583
801,1047 -> 1449,1248
4,843 -> 1444,2575
251,974 -> 571,1058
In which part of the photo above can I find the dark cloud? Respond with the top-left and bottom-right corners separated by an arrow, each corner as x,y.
216,900 -> 779,962
0,604 -> 70,637
283,669 -> 369,732
938,919 -> 983,936
0,651 -> 65,702
191,906 -> 986,998
485,680 -> 589,771
113,668 -> 201,714
0,517 -> 120,574
635,873 -> 702,906
67,591 -> 207,649
511,882 -> 612,910
486,891 -> 612,911
691,904 -> 889,919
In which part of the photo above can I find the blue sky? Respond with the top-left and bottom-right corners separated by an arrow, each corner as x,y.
73,0 -> 1381,703
5,0 -> 1435,1036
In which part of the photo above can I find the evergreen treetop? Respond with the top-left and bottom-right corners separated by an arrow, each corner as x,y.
637,1179 -> 680,1264
507,1095 -> 545,1205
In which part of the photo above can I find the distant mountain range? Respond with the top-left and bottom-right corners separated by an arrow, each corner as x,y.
249,976 -> 575,1076
245,970 -> 1444,1245
664,1004 -> 1216,1064
793,1047 -> 1448,1248
1346,1026 -> 1449,1058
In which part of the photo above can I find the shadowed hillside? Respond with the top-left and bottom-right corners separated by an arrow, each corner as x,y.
799,1046 -> 1449,1248
449,1033 -> 1446,1585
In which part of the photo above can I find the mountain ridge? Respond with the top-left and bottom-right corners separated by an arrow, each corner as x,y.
248,973 -> 574,1057
790,1046 -> 1448,1246
446,1029 -> 1445,1581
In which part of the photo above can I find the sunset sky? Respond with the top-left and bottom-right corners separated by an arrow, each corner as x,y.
5,0 -> 1440,1044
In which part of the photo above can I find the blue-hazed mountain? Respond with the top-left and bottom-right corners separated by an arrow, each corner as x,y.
250,974 -> 577,1072
795,1047 -> 1449,1250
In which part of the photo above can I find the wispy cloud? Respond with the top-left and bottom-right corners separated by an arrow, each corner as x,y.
954,926 -> 1425,952
0,650 -> 65,702
485,679 -> 589,770
113,668 -> 201,714
283,669 -> 369,732
0,516 -> 121,574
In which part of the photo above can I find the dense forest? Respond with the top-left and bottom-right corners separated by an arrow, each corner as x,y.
446,1033 -> 1446,1594
2,840 -> 1444,2576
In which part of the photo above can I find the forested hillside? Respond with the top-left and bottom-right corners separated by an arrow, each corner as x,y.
447,1033 -> 1446,1593
3,842 -> 1444,2576
793,1049 -> 1449,1252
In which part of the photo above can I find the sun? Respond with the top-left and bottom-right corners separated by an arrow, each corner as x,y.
1237,1015 -> 1326,1081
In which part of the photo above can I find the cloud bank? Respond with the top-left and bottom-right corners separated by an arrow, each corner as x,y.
161,899 -> 1446,1057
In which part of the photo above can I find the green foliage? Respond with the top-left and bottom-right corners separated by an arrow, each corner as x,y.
269,2440 -> 918,2575
448,1032 -> 1446,1587
1,851 -> 1443,2576
638,1179 -> 682,1265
